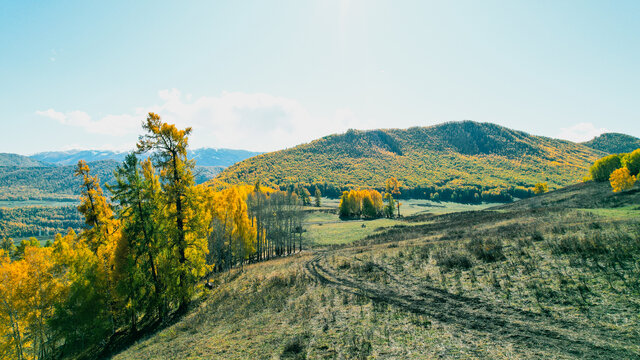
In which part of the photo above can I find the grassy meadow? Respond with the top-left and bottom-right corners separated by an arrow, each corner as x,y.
303,198 -> 496,246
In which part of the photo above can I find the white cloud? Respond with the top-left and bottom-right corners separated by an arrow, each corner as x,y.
557,122 -> 608,143
36,108 -> 143,136
35,90 -> 365,151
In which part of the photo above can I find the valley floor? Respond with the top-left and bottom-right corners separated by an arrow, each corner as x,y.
113,183 -> 640,359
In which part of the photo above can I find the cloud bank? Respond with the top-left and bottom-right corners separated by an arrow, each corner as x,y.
557,122 -> 608,143
36,89 -> 364,151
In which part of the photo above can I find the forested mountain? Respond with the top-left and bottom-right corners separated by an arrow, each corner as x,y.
0,161 -> 225,201
213,121 -> 607,202
0,153 -> 51,167
581,133 -> 640,154
0,160 -> 118,200
30,148 -> 261,167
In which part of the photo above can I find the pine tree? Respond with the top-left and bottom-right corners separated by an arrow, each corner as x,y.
108,154 -> 166,320
136,112 -> 200,309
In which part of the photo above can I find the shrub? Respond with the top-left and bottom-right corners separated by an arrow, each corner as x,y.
281,335 -> 308,359
433,248 -> 472,271
590,154 -> 622,182
466,238 -> 505,262
531,231 -> 545,242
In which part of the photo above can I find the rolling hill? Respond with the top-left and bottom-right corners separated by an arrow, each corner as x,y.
581,133 -> 640,154
213,121 -> 607,202
0,153 -> 52,167
0,160 -> 118,201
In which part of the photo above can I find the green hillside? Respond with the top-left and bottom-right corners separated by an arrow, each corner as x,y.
214,121 -> 606,201
0,160 -> 118,201
0,160 -> 224,201
582,133 -> 640,154
0,153 -> 50,167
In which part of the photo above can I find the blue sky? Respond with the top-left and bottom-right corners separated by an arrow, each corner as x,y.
1,0 -> 639,154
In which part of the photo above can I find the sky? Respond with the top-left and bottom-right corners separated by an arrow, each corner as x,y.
1,0 -> 639,155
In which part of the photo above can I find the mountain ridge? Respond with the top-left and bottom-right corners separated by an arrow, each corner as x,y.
213,121 -> 607,202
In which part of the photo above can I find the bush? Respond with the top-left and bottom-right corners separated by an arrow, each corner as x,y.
433,248 -> 472,271
281,335 -> 308,359
531,231 -> 545,242
466,238 -> 505,262
590,154 -> 623,182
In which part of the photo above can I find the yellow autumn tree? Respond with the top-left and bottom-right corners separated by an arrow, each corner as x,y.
136,112 -> 207,309
0,255 -> 28,360
206,186 -> 257,271
339,189 -> 384,218
533,182 -> 548,195
609,167 -> 636,192
22,246 -> 64,360
48,229 -> 114,352
75,160 -> 118,252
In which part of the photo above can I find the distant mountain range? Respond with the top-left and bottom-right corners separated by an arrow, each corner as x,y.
0,148 -> 261,201
213,121 -> 639,202
29,148 -> 262,167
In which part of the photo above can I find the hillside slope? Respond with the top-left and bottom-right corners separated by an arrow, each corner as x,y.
0,153 -> 51,167
491,179 -> 640,211
582,133 -> 640,154
0,160 -> 118,200
214,121 -> 606,201
114,182 -> 640,360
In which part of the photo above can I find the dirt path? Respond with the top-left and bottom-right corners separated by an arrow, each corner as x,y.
304,252 -> 637,359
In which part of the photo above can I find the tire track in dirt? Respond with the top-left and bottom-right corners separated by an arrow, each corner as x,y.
304,253 -> 636,359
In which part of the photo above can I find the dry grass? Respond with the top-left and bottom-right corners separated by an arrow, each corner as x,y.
114,182 -> 640,359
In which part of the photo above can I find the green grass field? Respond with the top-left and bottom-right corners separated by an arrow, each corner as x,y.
303,198 -> 496,246
579,205 -> 640,220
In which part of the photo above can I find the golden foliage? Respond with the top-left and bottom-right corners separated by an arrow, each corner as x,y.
533,182 -> 548,195
339,189 -> 384,218
609,167 -> 636,192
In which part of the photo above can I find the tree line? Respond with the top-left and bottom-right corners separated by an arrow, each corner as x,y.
0,113 -> 306,359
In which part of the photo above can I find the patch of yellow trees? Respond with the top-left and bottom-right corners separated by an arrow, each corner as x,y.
589,148 -> 640,192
